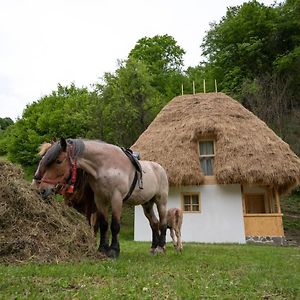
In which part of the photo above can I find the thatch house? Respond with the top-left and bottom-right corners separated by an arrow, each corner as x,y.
131,93 -> 300,244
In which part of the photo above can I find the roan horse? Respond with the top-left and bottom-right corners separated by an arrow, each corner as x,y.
34,138 -> 169,258
35,142 -> 99,235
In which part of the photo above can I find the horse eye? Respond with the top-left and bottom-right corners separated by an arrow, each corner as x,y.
56,159 -> 62,164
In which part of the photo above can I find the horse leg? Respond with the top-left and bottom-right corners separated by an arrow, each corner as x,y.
142,202 -> 160,254
156,201 -> 168,253
175,228 -> 183,252
97,204 -> 110,255
90,211 -> 100,237
169,228 -> 177,249
107,195 -> 122,259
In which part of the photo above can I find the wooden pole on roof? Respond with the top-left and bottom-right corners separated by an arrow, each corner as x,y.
203,79 -> 206,93
215,79 -> 218,92
192,81 -> 195,95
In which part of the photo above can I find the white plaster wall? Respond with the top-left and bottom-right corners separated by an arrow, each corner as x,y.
134,184 -> 246,244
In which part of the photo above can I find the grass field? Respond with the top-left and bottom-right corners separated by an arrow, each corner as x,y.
0,243 -> 299,299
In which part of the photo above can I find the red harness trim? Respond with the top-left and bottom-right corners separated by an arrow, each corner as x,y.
67,160 -> 77,193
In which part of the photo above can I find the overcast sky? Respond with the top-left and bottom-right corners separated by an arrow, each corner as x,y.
0,0 -> 275,120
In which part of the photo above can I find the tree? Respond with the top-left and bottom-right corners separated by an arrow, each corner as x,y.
96,58 -> 161,147
0,117 -> 14,156
128,34 -> 186,100
200,0 -> 300,154
6,84 -> 100,166
0,117 -> 13,130
202,1 -> 280,95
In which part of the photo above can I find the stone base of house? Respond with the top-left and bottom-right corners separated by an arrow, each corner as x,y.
246,236 -> 286,246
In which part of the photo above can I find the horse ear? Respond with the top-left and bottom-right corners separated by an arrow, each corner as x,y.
51,137 -> 57,144
60,138 -> 67,152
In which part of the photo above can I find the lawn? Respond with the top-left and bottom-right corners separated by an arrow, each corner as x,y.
0,242 -> 299,299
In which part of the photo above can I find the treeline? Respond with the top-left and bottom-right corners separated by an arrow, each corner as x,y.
0,0 -> 299,169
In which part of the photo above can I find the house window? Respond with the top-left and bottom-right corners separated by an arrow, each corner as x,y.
182,193 -> 201,212
199,140 -> 215,175
244,194 -> 266,213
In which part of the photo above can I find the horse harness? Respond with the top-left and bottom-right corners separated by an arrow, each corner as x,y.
121,147 -> 143,202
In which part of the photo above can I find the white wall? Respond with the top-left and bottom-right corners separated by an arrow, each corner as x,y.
134,184 -> 246,244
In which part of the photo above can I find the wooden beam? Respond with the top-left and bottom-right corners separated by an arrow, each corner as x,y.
275,189 -> 281,214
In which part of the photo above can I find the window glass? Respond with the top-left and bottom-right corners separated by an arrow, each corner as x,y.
200,158 -> 214,175
182,193 -> 201,212
199,140 -> 215,176
200,141 -> 214,155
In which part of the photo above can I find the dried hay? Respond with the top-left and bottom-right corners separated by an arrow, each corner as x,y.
0,160 -> 102,264
132,93 -> 300,193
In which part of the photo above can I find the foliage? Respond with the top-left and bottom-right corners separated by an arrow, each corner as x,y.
5,84 -> 99,166
95,58 -> 161,147
202,1 -> 280,94
0,243 -> 299,299
200,0 -> 300,155
0,117 -> 14,156
129,34 -> 186,100
0,117 -> 13,130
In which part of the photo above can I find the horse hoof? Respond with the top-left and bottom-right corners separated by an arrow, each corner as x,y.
98,245 -> 109,255
107,248 -> 120,259
155,246 -> 166,254
149,246 -> 166,255
149,248 -> 156,255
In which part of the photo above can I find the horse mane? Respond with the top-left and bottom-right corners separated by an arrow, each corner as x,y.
67,138 -> 85,158
38,143 -> 52,156
39,138 -> 85,168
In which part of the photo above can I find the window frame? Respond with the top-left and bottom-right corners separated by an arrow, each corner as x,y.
181,192 -> 201,213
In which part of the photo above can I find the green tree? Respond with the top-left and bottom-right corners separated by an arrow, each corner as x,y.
6,84 -> 100,166
0,117 -> 13,130
96,58 -> 160,147
0,117 -> 14,156
128,34 -> 186,101
202,0 -> 280,94
201,0 -> 300,154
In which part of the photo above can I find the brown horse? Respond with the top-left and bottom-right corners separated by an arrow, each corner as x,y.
34,142 -> 99,235
167,208 -> 183,252
34,138 -> 169,258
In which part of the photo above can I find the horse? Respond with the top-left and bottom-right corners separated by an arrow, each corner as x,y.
167,208 -> 183,252
34,142 -> 100,235
33,137 -> 169,258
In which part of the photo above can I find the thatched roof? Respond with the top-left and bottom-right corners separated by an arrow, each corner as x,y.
131,93 -> 300,193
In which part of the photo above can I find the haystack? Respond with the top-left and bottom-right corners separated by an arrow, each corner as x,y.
131,93 -> 300,193
0,160 -> 100,263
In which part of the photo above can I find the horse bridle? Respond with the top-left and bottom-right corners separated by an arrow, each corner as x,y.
35,142 -> 78,195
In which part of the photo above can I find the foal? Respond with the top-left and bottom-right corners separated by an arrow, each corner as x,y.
167,208 -> 183,252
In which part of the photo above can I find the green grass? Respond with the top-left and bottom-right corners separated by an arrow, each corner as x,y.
0,243 -> 299,299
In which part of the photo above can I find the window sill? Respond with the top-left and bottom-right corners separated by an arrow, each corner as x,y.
203,176 -> 217,184
244,213 -> 283,217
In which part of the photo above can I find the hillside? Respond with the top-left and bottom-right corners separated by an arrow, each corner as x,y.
281,190 -> 300,246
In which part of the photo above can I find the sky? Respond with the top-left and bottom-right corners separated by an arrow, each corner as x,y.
0,0 -> 275,121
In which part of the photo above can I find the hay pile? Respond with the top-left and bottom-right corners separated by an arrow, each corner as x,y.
0,160 -> 100,263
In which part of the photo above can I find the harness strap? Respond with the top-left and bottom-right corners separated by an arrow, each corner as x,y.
123,171 -> 138,202
121,147 -> 143,189
66,141 -> 77,193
